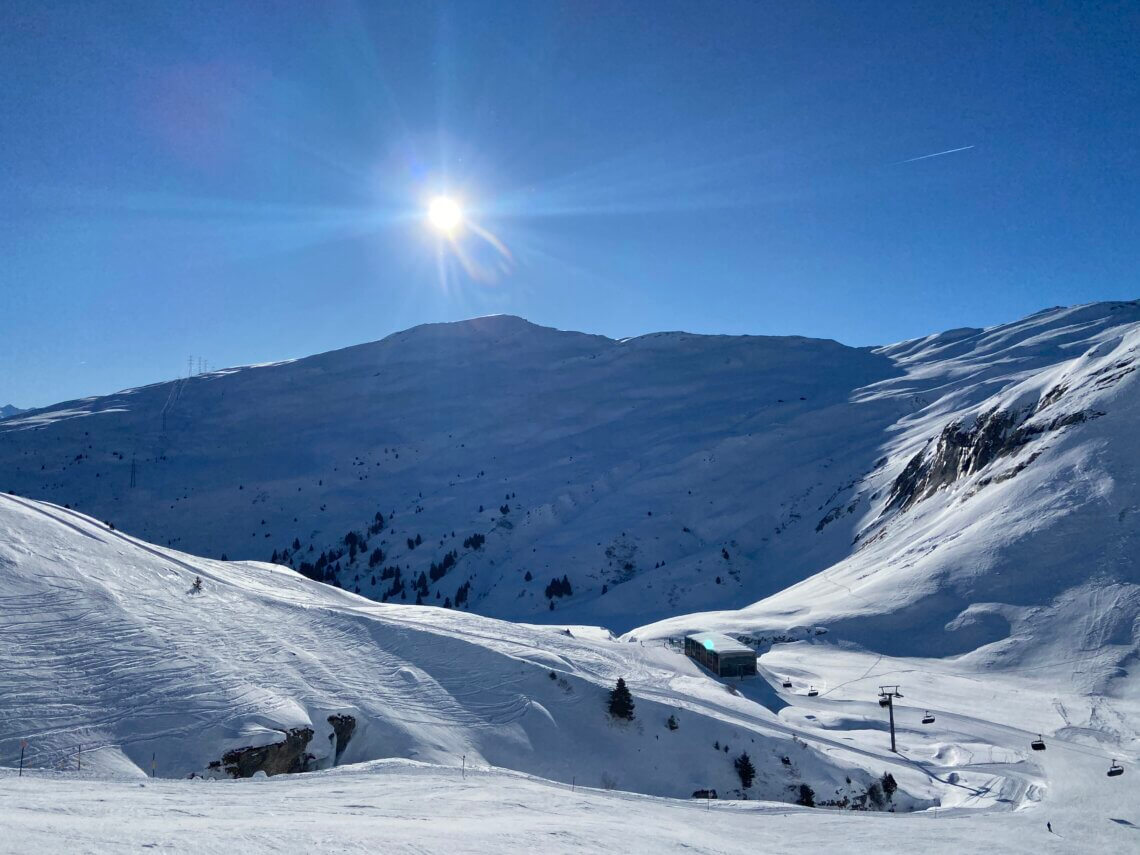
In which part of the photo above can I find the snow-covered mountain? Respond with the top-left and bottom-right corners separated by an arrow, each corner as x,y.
2,302 -> 1138,671
635,301 -> 1140,695
0,404 -> 25,420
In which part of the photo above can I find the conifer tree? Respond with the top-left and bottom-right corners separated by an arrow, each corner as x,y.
608,677 -> 635,720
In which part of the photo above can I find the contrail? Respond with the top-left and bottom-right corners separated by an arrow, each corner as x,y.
897,145 -> 975,164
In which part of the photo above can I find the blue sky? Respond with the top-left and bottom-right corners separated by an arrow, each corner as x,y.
2,1 -> 1138,407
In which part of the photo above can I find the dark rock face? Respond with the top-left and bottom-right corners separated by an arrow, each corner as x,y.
327,714 -> 356,765
218,727 -> 315,778
886,406 -> 1100,513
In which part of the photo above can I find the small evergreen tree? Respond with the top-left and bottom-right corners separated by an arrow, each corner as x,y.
666,714 -> 679,731
734,752 -> 755,789
608,677 -> 635,720
797,783 -> 815,807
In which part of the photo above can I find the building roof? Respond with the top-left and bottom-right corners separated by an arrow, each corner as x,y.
685,631 -> 753,656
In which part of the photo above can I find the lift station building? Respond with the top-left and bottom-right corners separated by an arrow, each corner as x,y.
684,632 -> 757,677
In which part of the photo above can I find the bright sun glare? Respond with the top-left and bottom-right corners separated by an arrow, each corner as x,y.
427,196 -> 463,233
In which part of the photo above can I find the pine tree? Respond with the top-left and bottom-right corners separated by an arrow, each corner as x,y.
734,752 -> 755,789
608,677 -> 635,720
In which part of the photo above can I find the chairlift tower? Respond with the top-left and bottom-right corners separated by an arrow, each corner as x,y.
878,685 -> 903,752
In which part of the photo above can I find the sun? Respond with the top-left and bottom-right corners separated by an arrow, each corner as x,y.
427,196 -> 463,233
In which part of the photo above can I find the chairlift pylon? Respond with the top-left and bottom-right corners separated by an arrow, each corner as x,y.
1107,760 -> 1124,777
1030,734 -> 1046,751
922,711 -> 935,725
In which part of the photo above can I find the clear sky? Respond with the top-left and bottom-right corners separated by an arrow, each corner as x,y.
2,1 -> 1138,408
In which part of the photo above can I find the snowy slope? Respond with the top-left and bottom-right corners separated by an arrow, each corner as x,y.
5,491 -> 1137,854
0,492 -> 909,805
0,315 -> 907,629
3,750 -> 1134,855
633,301 -> 1140,718
2,302 -> 1138,655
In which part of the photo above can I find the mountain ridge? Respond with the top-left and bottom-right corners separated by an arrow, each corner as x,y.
2,301 -> 1138,670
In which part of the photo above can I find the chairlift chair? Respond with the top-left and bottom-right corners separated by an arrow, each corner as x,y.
878,695 -> 891,708
1030,735 -> 1046,751
922,711 -> 936,725
806,686 -> 819,697
1107,760 -> 1124,777
782,678 -> 793,689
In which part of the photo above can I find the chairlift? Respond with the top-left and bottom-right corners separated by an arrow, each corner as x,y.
806,686 -> 819,697
922,711 -> 936,725
1030,735 -> 1046,751
1107,760 -> 1124,778
878,695 -> 891,708
782,678 -> 792,689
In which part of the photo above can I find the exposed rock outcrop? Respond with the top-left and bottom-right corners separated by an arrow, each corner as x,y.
215,727 -> 316,778
327,714 -> 356,765
886,406 -> 1100,513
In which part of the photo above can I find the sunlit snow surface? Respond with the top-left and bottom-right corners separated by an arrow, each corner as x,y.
2,493 -> 1138,852
3,302 -> 1140,851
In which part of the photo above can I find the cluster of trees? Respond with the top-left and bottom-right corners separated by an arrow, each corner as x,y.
544,575 -> 573,599
454,580 -> 471,607
406,533 -> 422,550
429,550 -> 458,581
462,533 -> 485,550
382,567 -> 406,600
343,530 -> 370,562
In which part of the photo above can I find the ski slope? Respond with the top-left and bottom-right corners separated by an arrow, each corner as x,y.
0,492 -> 905,803
2,492 -> 1137,852
2,710 -> 1135,854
